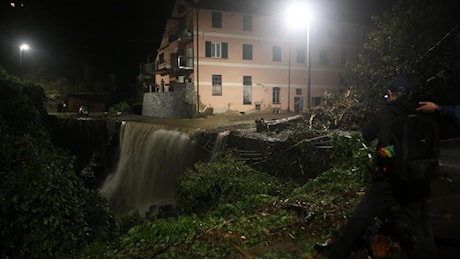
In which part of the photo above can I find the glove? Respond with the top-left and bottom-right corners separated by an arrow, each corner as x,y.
378,145 -> 395,158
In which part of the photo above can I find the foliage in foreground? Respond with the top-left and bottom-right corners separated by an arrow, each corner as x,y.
176,152 -> 295,215
0,76 -> 118,258
79,133 -> 373,258
352,0 -> 460,106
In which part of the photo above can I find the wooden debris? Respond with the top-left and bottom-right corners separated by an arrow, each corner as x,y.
255,115 -> 303,132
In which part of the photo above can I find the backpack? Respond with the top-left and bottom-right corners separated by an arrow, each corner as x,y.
378,111 -> 440,182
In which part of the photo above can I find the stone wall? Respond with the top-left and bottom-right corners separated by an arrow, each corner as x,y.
142,83 -> 195,118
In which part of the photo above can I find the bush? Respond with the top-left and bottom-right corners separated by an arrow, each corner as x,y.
330,132 -> 373,173
176,152 -> 293,215
0,78 -> 118,257
110,101 -> 133,114
293,133 -> 372,201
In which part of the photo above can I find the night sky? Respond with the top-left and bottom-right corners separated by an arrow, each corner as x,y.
0,0 -> 393,94
1,0 -> 175,88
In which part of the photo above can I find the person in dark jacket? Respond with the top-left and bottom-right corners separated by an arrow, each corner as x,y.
314,77 -> 437,258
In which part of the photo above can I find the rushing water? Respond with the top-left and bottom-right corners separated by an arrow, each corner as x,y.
100,121 -> 197,216
210,130 -> 230,161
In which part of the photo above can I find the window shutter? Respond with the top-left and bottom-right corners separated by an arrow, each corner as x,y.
205,41 -> 211,57
222,42 -> 228,58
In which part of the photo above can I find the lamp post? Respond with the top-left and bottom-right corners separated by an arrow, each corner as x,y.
287,33 -> 292,112
306,21 -> 311,109
19,43 -> 29,77
285,3 -> 311,111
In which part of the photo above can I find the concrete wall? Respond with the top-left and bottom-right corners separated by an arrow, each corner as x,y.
142,83 -> 195,118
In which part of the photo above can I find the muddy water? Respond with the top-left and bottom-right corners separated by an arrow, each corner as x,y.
100,122 -> 198,216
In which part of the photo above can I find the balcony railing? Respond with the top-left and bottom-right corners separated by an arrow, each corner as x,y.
155,55 -> 193,73
169,29 -> 193,43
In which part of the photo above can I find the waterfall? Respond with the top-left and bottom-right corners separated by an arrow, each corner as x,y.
210,130 -> 230,161
100,121 -> 196,216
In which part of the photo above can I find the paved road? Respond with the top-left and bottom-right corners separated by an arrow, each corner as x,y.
430,139 -> 460,258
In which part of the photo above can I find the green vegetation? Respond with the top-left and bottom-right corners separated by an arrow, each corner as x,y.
176,152 -> 295,215
109,101 -> 133,114
321,0 -> 460,131
0,74 -> 118,258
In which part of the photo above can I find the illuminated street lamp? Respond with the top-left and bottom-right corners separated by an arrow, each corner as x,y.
19,43 -> 29,77
285,2 -> 311,110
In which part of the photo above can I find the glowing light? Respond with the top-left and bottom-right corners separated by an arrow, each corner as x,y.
19,43 -> 29,51
10,2 -> 24,7
285,2 -> 311,31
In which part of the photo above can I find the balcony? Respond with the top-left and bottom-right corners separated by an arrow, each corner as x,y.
169,29 -> 193,44
155,55 -> 193,75
157,62 -> 172,71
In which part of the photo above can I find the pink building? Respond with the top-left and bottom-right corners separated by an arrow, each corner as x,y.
141,0 -> 369,117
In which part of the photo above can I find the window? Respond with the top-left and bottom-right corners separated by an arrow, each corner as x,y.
212,12 -> 222,28
243,76 -> 252,104
272,87 -> 280,104
341,49 -> 347,65
159,53 -> 165,63
243,15 -> 252,31
205,41 -> 228,58
273,46 -> 282,62
295,88 -> 302,95
211,42 -> 221,58
242,44 -> 253,60
319,49 -> 328,65
296,48 -> 305,63
212,75 -> 222,96
243,75 -> 252,86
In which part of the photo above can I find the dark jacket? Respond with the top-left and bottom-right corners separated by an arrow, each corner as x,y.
362,95 -> 416,147
362,95 -> 430,203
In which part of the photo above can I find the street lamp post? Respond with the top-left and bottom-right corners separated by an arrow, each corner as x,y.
287,33 -> 291,112
306,21 -> 311,109
285,3 -> 311,111
19,43 -> 29,77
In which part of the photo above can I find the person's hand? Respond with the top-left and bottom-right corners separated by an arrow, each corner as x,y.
417,101 -> 439,113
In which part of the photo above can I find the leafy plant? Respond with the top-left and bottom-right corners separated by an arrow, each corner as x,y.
175,152 -> 294,215
0,77 -> 118,258
330,132 -> 373,173
110,101 -> 133,114
351,0 -> 460,108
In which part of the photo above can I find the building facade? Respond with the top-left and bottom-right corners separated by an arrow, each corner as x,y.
141,0 -> 370,117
